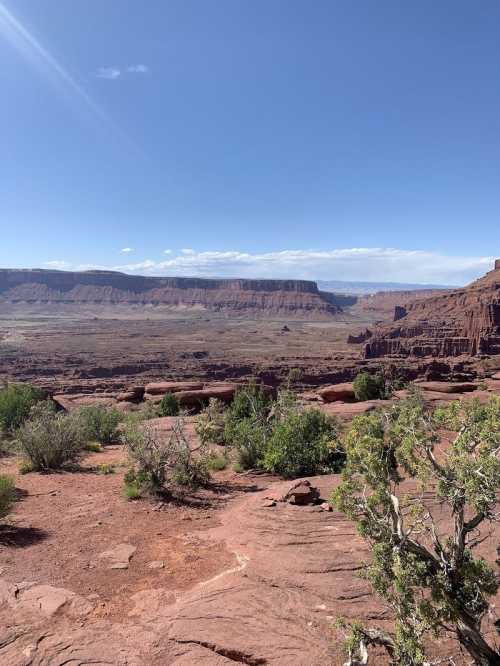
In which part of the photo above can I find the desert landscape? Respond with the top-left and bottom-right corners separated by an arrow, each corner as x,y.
0,263 -> 499,665
2,3 -> 500,663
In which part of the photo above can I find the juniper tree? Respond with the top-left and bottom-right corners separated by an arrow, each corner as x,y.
332,393 -> 500,666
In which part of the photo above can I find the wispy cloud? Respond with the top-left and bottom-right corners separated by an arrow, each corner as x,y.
44,248 -> 494,285
0,1 -> 106,120
120,247 -> 134,254
95,64 -> 149,80
127,64 -> 148,74
96,67 -> 121,80
44,260 -> 71,270
164,249 -> 172,255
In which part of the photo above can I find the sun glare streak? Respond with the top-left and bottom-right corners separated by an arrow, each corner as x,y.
0,1 -> 107,122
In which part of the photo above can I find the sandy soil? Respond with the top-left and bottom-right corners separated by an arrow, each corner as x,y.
0,445 -> 256,622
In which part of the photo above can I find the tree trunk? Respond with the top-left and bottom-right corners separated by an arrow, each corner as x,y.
456,613 -> 500,665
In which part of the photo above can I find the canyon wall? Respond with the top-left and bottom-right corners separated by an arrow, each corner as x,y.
0,269 -> 340,319
364,261 -> 500,358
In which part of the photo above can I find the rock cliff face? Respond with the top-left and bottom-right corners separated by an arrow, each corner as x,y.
364,261 -> 500,358
0,269 -> 340,319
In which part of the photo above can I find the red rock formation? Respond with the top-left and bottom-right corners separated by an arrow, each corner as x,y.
0,269 -> 341,319
364,261 -> 500,359
318,382 -> 355,403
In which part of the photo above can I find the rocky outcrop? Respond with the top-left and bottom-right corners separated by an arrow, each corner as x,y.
318,382 -> 355,403
364,261 -> 500,359
0,269 -> 341,319
347,328 -> 373,344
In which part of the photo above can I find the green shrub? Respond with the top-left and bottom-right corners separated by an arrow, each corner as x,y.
18,459 -> 34,475
228,381 -> 269,423
227,417 -> 269,470
0,474 -> 15,519
123,470 -> 143,499
17,402 -> 86,471
121,417 -> 208,496
76,406 -> 121,444
352,372 -> 387,401
0,383 -> 44,433
158,393 -> 180,417
172,455 -> 209,488
222,383 -> 271,470
206,452 -> 228,471
263,408 -> 343,478
196,399 -> 226,445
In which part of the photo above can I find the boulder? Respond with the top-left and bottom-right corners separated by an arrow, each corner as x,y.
415,381 -> 478,394
491,372 -> 500,381
280,480 -> 320,505
116,386 -> 144,402
318,382 -> 355,403
52,393 -> 117,412
174,383 -> 239,407
318,400 -> 391,420
144,381 -> 204,396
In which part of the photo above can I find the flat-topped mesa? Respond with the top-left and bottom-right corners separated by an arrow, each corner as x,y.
0,269 -> 340,319
363,260 -> 500,359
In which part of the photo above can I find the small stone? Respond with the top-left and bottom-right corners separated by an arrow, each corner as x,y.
261,500 -> 276,508
148,560 -> 165,570
110,562 -> 129,570
320,502 -> 332,512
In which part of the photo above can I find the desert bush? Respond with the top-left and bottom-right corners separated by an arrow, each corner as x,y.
223,382 -> 271,470
122,417 -> 209,497
0,474 -> 15,519
17,401 -> 86,471
75,405 -> 121,444
352,371 -> 387,401
332,396 -> 500,665
263,408 -> 343,478
227,381 -> 269,424
228,418 -> 269,470
0,383 -> 44,433
158,392 -> 180,417
206,451 -> 228,471
196,398 -> 226,445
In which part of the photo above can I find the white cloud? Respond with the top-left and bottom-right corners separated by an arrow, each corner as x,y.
44,260 -> 71,270
111,248 -> 494,285
127,64 -> 148,73
95,64 -> 149,80
38,248 -> 495,285
96,67 -> 121,80
120,247 -> 133,254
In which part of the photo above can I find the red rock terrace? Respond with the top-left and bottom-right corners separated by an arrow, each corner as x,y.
362,259 -> 500,358
0,269 -> 343,319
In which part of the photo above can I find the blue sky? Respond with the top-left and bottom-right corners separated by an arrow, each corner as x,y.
0,0 -> 499,284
